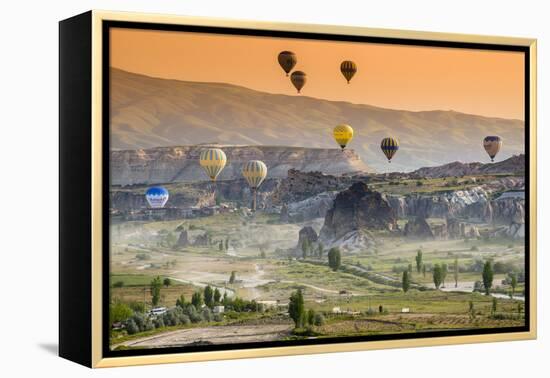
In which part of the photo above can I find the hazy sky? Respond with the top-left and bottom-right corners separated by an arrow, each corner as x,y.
111,28 -> 525,120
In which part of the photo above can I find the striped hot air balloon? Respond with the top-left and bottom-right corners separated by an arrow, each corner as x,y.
333,124 -> 354,150
242,160 -> 268,211
483,136 -> 502,162
199,148 -> 227,181
340,60 -> 357,84
380,137 -> 399,162
145,186 -> 169,208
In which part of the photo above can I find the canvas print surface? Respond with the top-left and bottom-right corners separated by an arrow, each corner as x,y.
108,27 -> 527,352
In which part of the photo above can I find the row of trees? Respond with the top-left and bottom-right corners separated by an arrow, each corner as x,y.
401,255 -> 501,296
288,289 -> 325,328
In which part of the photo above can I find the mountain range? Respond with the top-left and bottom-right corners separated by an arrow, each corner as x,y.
110,68 -> 524,172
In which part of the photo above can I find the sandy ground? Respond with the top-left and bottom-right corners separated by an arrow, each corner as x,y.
117,324 -> 293,348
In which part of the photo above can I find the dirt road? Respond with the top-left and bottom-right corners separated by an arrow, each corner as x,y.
116,324 -> 293,349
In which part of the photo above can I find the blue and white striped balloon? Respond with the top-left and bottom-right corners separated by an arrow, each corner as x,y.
145,186 -> 169,208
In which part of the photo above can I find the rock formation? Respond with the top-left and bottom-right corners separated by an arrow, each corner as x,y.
320,183 -> 397,242
404,217 -> 434,239
110,146 -> 369,186
446,217 -> 466,239
297,226 -> 319,250
271,169 -> 355,205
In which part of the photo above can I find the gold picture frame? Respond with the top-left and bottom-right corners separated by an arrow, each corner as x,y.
59,10 -> 536,368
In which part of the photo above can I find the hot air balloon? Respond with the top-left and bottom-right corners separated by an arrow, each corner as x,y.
290,71 -> 307,93
242,160 -> 268,211
333,124 -> 354,150
380,137 -> 399,162
145,186 -> 169,209
277,51 -> 297,76
340,60 -> 357,84
199,148 -> 227,181
483,136 -> 502,162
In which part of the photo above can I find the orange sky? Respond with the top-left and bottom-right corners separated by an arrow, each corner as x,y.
110,28 -> 525,120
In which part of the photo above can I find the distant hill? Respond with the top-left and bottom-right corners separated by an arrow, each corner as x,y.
411,154 -> 525,178
110,144 -> 370,186
110,68 -> 525,172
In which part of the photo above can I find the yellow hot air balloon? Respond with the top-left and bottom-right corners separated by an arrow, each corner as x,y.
242,160 -> 267,211
290,71 -> 307,93
278,51 -> 297,76
340,60 -> 357,84
199,148 -> 227,181
380,137 -> 399,162
333,124 -> 354,150
483,136 -> 502,162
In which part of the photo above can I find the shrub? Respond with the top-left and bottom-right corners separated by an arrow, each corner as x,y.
128,301 -> 145,313
131,313 -> 146,331
153,317 -> 165,328
470,245 -> 479,251
213,313 -> 223,322
144,319 -> 155,331
126,319 -> 139,335
313,313 -> 325,326
113,281 -> 124,288
201,307 -> 212,322
163,311 -> 178,326
179,314 -> 191,325
136,253 -> 151,260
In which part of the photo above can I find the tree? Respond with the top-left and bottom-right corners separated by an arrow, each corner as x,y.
402,270 -> 410,293
415,250 -> 423,273
453,258 -> 459,288
204,285 -> 214,307
219,241 -> 224,251
317,243 -> 324,258
510,273 -> 518,297
288,289 -> 305,328
328,247 -> 342,271
492,297 -> 497,315
433,264 -> 443,289
307,309 -> 316,325
191,291 -> 203,308
441,263 -> 448,288
214,288 -> 222,304
176,294 -> 186,308
301,239 -> 309,259
110,302 -> 133,324
225,238 -> 229,250
150,276 -> 162,307
408,263 -> 413,275
163,277 -> 171,287
229,271 -> 236,284
482,261 -> 494,295
422,264 -> 426,278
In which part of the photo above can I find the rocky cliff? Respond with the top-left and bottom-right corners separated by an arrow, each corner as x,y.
386,177 -> 525,225
110,145 -> 369,186
411,154 -> 525,178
